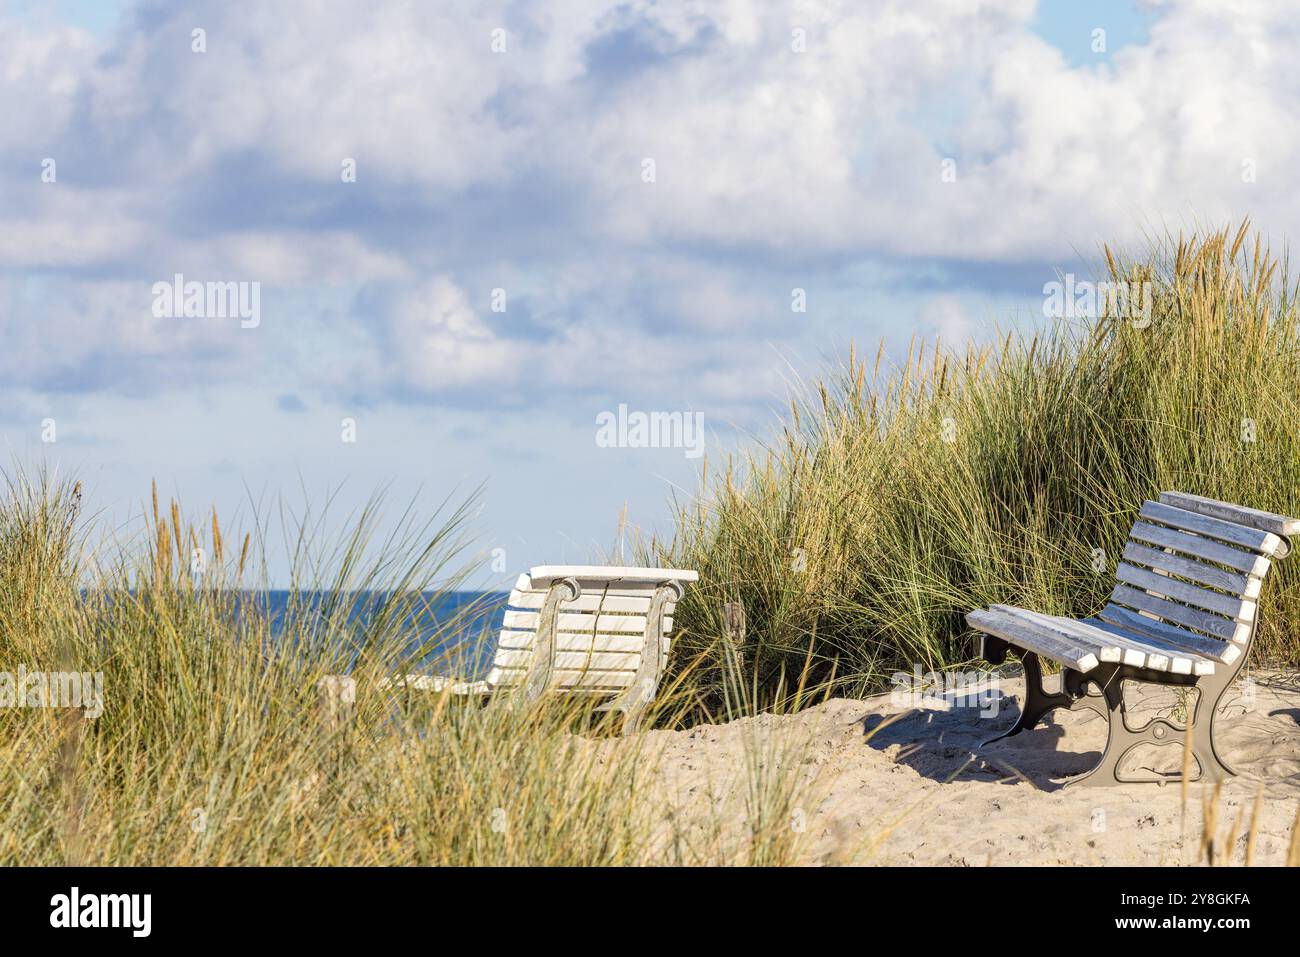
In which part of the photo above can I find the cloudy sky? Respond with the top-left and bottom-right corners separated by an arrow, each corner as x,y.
0,0 -> 1291,584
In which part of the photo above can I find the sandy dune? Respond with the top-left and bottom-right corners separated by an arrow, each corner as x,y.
649,671 -> 1300,865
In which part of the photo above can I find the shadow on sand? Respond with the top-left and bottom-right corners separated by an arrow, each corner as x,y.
857,676 -> 1300,792
858,693 -> 1104,792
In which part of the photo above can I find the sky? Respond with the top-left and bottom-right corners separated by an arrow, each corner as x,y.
0,0 -> 1293,587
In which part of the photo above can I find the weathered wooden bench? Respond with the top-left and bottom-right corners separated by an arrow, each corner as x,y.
967,492 -> 1298,786
389,565 -> 697,731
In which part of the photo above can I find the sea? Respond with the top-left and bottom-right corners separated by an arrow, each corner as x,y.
253,589 -> 510,677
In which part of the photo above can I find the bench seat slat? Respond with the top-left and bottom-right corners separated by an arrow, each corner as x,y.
966,609 -> 1101,672
989,606 -> 1153,669
1076,617 -> 1219,675
990,606 -> 1189,674
983,606 -> 1222,676
527,565 -> 698,585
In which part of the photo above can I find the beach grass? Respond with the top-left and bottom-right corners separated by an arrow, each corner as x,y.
5,221 -> 1300,865
0,471 -> 822,865
660,221 -> 1300,706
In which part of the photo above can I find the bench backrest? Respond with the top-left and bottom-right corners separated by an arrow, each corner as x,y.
487,568 -> 690,694
1096,491 -> 1298,660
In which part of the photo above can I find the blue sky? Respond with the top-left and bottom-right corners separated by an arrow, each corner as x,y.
0,0 -> 1292,586
1031,0 -> 1155,67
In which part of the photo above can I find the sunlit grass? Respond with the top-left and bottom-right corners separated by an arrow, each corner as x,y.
661,221 -> 1300,707
0,471 -> 823,865
8,221 -> 1300,865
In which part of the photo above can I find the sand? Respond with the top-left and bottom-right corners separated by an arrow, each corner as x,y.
647,670 -> 1300,865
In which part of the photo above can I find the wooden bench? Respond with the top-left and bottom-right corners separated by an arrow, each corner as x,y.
389,565 -> 697,731
967,492 -> 1298,786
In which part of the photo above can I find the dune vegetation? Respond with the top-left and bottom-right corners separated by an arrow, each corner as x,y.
664,221 -> 1300,708
3,221 -> 1299,865
0,471 -> 822,864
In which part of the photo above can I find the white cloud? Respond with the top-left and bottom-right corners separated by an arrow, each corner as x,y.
0,18 -> 95,150
5,0 -> 1300,410
14,0 -> 1300,582
0,277 -> 255,392
379,276 -> 514,392
917,294 -> 976,346
352,270 -> 787,415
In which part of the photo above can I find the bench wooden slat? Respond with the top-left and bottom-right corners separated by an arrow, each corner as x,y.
501,610 -> 669,634
992,606 -> 1214,675
527,565 -> 698,585
990,605 -> 1154,669
966,609 -> 1101,672
974,606 -> 1221,676
1128,521 -> 1272,576
1108,583 -> 1250,643
507,592 -> 661,614
497,630 -> 668,655
1159,491 -> 1300,537
494,649 -> 643,672
1114,561 -> 1255,621
1139,501 -> 1284,556
494,667 -> 637,689
1095,604 -> 1242,663
1121,541 -> 1261,597
991,606 -> 1196,673
1076,617 -> 1218,675
512,572 -> 687,599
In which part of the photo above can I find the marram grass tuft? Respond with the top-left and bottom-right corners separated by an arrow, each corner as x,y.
661,221 -> 1300,705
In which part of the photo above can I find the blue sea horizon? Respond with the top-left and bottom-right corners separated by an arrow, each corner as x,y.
252,589 -> 510,677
